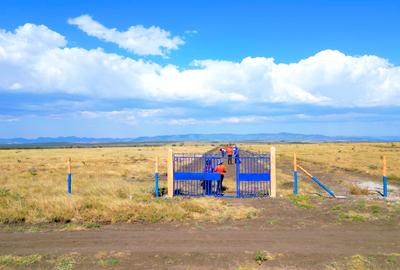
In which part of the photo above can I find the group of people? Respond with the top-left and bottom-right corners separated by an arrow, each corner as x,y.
219,144 -> 239,164
202,145 -> 240,196
202,159 -> 226,195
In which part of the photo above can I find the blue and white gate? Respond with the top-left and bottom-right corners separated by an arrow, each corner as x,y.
236,152 -> 271,198
170,148 -> 275,198
173,154 -> 222,196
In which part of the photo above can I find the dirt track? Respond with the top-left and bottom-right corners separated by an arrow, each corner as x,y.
1,197 -> 399,269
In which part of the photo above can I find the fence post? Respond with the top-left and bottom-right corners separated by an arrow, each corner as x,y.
67,157 -> 72,194
270,146 -> 276,198
382,156 -> 387,197
293,153 -> 298,195
155,156 -> 159,198
167,149 -> 174,198
236,158 -> 240,198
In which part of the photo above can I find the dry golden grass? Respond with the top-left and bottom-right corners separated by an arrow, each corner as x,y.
242,142 -> 400,180
0,144 -> 258,225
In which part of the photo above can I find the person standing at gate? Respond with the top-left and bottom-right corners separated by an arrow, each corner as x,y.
226,145 -> 233,165
214,161 -> 226,195
202,159 -> 213,195
220,147 -> 226,157
233,145 -> 240,164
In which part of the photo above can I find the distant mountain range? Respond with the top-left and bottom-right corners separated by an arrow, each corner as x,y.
0,133 -> 399,146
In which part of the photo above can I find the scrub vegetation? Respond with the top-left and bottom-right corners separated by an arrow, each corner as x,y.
1,142 -> 399,228
0,144 -> 257,226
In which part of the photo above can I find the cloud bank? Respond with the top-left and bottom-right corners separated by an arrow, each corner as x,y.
68,15 -> 184,56
1,23 -> 400,107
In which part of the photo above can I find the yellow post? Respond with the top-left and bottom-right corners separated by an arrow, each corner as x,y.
155,156 -> 159,174
382,156 -> 387,177
270,146 -> 276,198
67,157 -> 72,174
167,149 -> 174,198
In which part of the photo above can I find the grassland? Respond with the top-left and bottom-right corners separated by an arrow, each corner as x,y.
0,144 -> 257,225
243,142 -> 400,180
1,142 -> 399,227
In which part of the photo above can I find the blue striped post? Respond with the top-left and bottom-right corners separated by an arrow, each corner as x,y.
155,156 -> 159,198
293,153 -> 298,195
67,157 -> 72,194
382,156 -> 387,197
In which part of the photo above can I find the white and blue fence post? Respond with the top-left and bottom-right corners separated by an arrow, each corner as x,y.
382,156 -> 388,197
155,156 -> 159,198
67,157 -> 72,194
293,153 -> 298,195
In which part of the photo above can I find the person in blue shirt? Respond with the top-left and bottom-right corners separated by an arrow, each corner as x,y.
233,146 -> 240,164
202,159 -> 213,195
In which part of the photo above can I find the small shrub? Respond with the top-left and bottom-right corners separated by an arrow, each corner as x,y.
0,188 -> 10,197
29,166 -> 38,176
84,223 -> 101,229
331,204 -> 344,211
386,253 -> 400,265
347,254 -> 372,270
98,258 -> 119,267
368,164 -> 378,170
388,174 -> 400,182
254,250 -> 273,265
349,185 -> 370,195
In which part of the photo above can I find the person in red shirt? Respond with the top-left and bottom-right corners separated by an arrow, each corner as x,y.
214,161 -> 227,194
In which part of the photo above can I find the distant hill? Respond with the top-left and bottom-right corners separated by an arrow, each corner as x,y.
0,133 -> 399,146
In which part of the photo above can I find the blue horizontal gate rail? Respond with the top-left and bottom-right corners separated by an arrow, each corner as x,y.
236,154 -> 270,198
173,154 -> 223,196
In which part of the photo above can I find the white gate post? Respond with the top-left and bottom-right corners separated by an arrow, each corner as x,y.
270,146 -> 276,198
167,149 -> 174,198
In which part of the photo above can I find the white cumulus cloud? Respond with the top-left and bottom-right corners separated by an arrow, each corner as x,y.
1,23 -> 400,107
68,15 -> 184,56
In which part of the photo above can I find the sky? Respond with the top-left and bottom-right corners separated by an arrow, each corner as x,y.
1,0 -> 400,138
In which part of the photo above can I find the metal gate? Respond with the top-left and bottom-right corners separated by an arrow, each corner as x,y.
236,153 -> 271,198
173,154 -> 222,196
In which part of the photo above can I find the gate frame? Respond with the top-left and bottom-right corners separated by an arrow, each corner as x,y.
167,146 -> 276,198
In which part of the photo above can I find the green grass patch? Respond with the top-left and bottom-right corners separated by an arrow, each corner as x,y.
347,254 -> 373,270
54,255 -> 76,270
288,195 -> 315,209
331,204 -> 344,211
84,222 -> 101,229
338,211 -> 368,223
368,204 -> 382,214
97,258 -> 120,267
0,254 -> 42,267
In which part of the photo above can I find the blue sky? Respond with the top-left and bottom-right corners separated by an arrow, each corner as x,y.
1,0 -> 400,138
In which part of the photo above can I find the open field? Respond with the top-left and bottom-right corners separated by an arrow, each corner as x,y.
1,142 -> 400,269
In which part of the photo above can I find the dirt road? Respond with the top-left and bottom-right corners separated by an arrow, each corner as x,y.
1,197 -> 399,269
